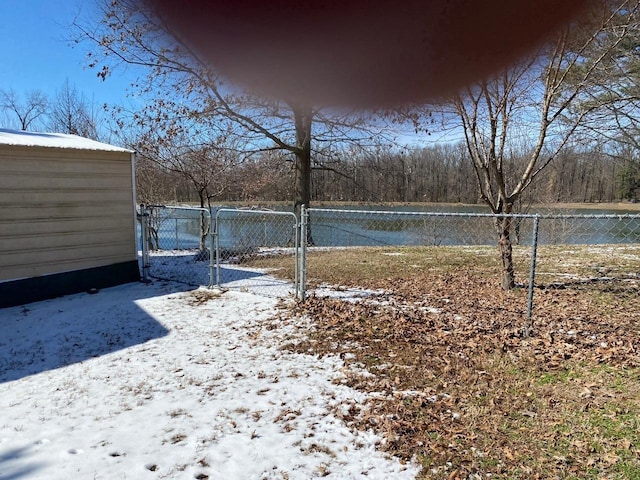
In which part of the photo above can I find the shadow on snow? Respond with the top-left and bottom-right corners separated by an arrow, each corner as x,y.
217,265 -> 268,284
0,281 -> 191,384
0,445 -> 45,480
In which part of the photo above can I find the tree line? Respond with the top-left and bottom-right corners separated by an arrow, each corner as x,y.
135,141 -> 637,207
2,82 -> 636,208
0,80 -> 106,140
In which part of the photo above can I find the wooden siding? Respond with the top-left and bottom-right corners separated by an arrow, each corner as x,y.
0,145 -> 136,282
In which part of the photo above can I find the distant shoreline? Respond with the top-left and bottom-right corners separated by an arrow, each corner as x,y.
312,201 -> 640,211
531,202 -> 640,211
175,200 -> 640,212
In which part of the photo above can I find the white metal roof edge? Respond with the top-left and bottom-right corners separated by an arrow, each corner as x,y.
0,129 -> 134,153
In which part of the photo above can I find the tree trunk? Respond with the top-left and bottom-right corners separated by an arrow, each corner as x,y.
292,104 -> 314,243
198,191 -> 208,255
294,148 -> 311,218
496,216 -> 516,290
293,105 -> 312,216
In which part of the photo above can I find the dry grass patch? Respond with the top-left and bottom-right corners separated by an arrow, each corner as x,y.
246,244 -> 640,289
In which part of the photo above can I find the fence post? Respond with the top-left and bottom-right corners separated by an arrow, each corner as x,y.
208,211 -> 215,289
140,204 -> 150,282
174,217 -> 179,249
525,215 -> 540,336
214,210 -> 221,288
299,205 -> 308,301
294,214 -> 300,299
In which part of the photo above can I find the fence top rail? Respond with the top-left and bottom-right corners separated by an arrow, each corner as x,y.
307,207 -> 640,220
215,208 -> 298,220
145,204 -> 212,215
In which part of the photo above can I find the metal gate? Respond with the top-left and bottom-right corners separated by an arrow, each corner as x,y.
139,205 -> 301,297
139,205 -> 214,287
214,208 -> 300,298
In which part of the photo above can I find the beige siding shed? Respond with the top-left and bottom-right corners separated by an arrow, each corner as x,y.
0,129 -> 139,307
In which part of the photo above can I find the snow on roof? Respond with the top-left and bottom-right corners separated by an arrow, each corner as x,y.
0,128 -> 134,153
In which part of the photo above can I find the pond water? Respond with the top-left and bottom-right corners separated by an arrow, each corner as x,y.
307,206 -> 640,247
142,204 -> 640,250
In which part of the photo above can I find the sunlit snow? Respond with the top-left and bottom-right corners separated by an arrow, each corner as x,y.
0,280 -> 418,479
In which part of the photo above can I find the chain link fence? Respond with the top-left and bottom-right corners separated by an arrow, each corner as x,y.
214,208 -> 299,297
139,205 -> 214,287
138,205 -> 639,314
138,206 -> 300,297
533,214 -> 640,296
302,208 -> 640,319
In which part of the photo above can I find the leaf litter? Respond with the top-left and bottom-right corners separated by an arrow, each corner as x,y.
281,270 -> 640,479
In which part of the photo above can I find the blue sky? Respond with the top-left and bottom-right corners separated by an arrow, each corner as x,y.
0,1 -> 136,109
0,1 -> 437,145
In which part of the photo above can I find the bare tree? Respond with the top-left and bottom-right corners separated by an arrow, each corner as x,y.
48,80 -> 102,139
0,88 -> 48,131
137,132 -> 241,212
134,154 -> 182,205
441,0 -> 639,289
559,1 -> 640,202
226,150 -> 294,202
72,0 -> 379,225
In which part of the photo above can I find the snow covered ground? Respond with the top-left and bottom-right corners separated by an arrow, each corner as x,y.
0,279 -> 419,479
145,249 -> 298,298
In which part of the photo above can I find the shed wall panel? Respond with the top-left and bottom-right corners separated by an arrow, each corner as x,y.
1,203 -> 134,221
0,216 -> 133,237
0,229 -> 134,252
1,244 -> 133,281
0,145 -> 137,283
